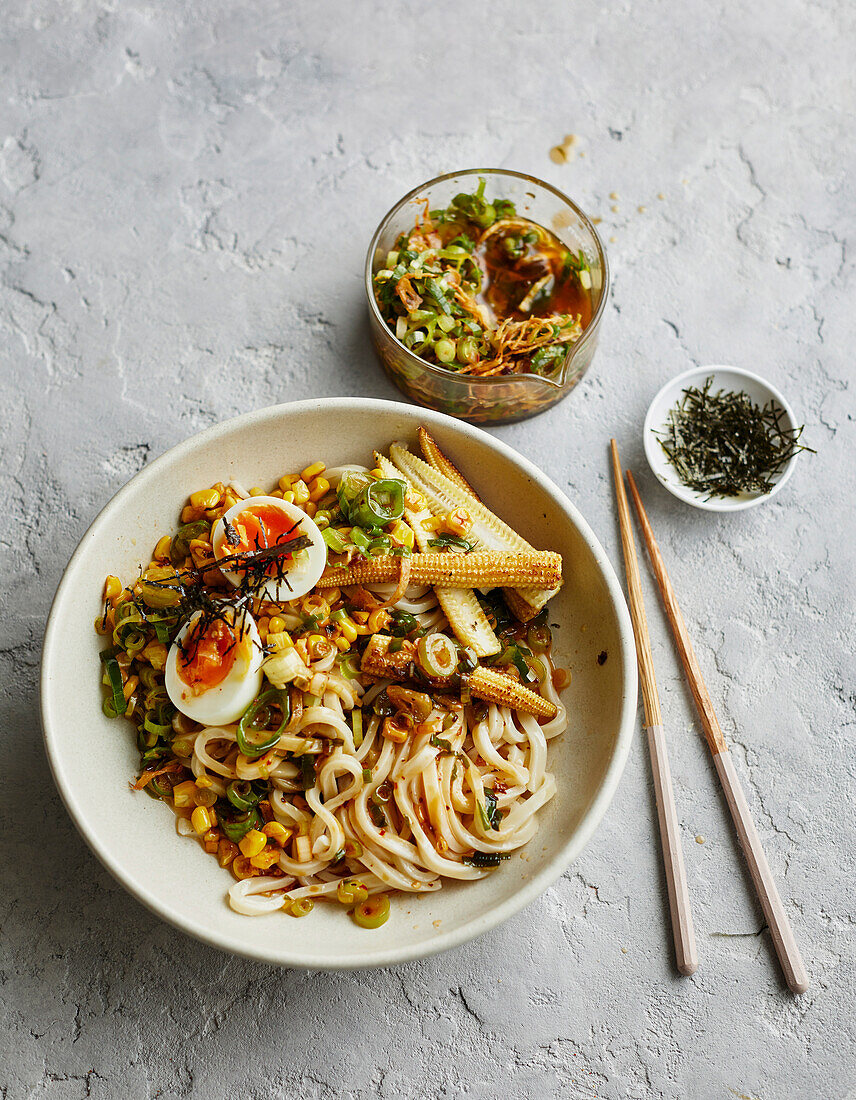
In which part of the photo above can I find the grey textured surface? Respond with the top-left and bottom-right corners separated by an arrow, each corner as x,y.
1,1 -> 853,1097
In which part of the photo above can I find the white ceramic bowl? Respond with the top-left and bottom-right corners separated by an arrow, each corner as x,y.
41,399 -> 637,969
644,366 -> 802,512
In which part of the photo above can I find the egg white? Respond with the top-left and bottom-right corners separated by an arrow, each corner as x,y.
211,495 -> 327,602
165,609 -> 264,726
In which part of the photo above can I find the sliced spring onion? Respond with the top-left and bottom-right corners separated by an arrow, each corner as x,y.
337,652 -> 361,679
416,633 -> 458,679
526,622 -> 552,653
236,688 -> 290,758
352,708 -> 363,747
170,520 -> 210,565
368,801 -> 387,828
351,893 -> 390,929
146,775 -> 174,800
322,527 -> 347,554
477,790 -> 501,832
349,480 -> 406,529
350,527 -> 371,552
337,879 -> 369,906
216,805 -> 261,843
427,533 -> 474,553
100,650 -> 126,718
143,712 -> 173,739
389,610 -> 418,637
226,780 -> 260,811
300,754 -> 316,790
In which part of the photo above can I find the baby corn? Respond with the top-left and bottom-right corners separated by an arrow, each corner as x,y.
374,452 -> 500,658
360,635 -> 558,719
389,442 -> 561,621
469,666 -> 558,719
417,427 -> 483,502
316,550 -> 562,590
360,634 -> 418,681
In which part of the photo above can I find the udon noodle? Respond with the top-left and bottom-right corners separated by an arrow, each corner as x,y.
96,430 -> 568,927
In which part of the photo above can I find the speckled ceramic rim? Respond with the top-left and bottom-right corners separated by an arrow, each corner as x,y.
364,168 -> 610,392
41,399 -> 637,970
643,365 -> 802,512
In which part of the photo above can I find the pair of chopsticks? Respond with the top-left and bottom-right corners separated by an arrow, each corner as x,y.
610,440 -> 809,994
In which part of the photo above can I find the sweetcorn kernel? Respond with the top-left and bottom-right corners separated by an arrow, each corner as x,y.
262,821 -> 292,845
250,846 -> 281,870
239,829 -> 267,858
389,520 -> 414,549
103,575 -> 122,600
308,476 -> 330,502
153,535 -> 172,562
306,633 -> 329,658
268,616 -> 286,634
190,488 -> 221,510
367,608 -> 390,633
191,806 -> 214,834
172,780 -> 197,808
301,461 -> 326,482
231,855 -> 257,879
291,479 -> 310,505
217,839 -> 239,867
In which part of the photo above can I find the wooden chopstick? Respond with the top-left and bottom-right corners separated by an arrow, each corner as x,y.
625,469 -> 810,995
610,441 -> 698,977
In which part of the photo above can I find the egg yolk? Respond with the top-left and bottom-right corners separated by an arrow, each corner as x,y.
178,617 -> 237,695
222,505 -> 303,576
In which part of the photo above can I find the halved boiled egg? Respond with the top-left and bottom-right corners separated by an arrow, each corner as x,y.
165,609 -> 264,726
211,496 -> 327,602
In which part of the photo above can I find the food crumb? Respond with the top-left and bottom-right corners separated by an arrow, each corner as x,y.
433,919 -> 442,928
621,947 -> 628,954
657,192 -> 665,200
637,205 -> 646,213
695,835 -> 705,845
597,650 -> 608,666
610,204 -> 620,213
591,216 -> 603,225
609,235 -> 617,243
549,133 -> 578,164
609,191 -> 619,200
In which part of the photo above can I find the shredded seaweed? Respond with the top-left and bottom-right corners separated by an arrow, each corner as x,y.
655,376 -> 813,498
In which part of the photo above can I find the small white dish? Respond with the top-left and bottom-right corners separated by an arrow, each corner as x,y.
41,398 -> 637,970
643,365 -> 802,512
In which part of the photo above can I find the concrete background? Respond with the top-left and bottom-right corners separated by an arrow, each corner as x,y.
1,1 -> 853,1097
